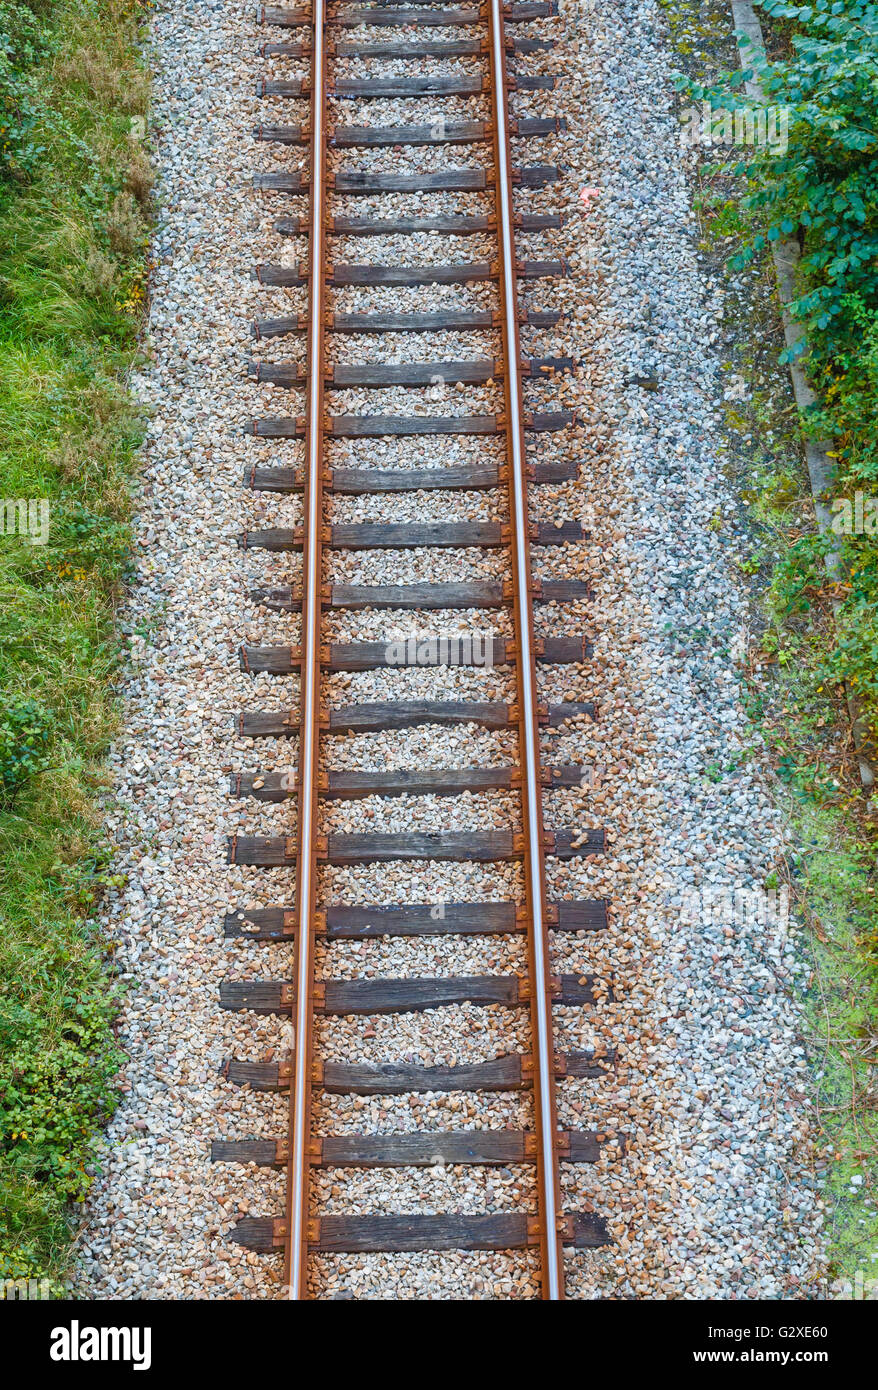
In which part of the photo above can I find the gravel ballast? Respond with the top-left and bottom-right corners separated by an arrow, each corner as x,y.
76,0 -> 827,1300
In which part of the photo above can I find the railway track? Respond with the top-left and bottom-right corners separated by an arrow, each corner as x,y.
214,0 -> 612,1299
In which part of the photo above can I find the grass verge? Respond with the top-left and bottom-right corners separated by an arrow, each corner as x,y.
0,0 -> 150,1288
660,0 -> 877,1292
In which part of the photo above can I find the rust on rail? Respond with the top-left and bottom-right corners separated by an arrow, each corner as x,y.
486,0 -> 565,1299
282,0 -> 327,1302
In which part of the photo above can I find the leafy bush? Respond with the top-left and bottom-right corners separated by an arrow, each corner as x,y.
0,960 -> 123,1198
0,694 -> 52,800
0,0 -> 51,178
679,1 -> 878,726
735,3 -> 878,473
0,910 -> 125,1287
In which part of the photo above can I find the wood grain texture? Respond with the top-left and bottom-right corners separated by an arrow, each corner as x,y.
564,1050 -> 615,1079
219,1050 -> 611,1091
226,830 -> 523,865
256,2 -> 557,22
331,8 -> 481,27
513,74 -> 555,90
244,352 -> 578,391
226,834 -> 293,867
222,1058 -> 284,1089
229,1218 -> 279,1252
251,259 -> 563,289
219,979 -> 287,1014
322,975 -> 522,1014
333,39 -> 481,57
330,262 -> 491,285
247,458 -> 577,492
231,1206 -> 608,1253
302,213 -> 494,235
242,520 -> 586,551
219,972 -> 603,1016
326,307 -> 559,331
549,829 -> 606,858
336,168 -> 487,193
326,699 -> 512,730
331,310 -> 493,333
320,1132 -> 530,1166
331,120 -> 487,146
255,169 -> 501,195
330,520 -> 503,547
232,764 -> 588,802
322,901 -> 520,936
322,1055 -> 525,1094
253,264 -> 304,286
233,701 -> 594,738
312,1214 -> 529,1252
211,1139 -> 280,1166
517,164 -> 558,186
252,171 -> 303,191
569,1212 -> 611,1248
555,900 -> 608,932
328,414 -> 499,438
238,635 -> 593,673
258,77 -> 305,97
331,359 -> 498,386
222,898 -> 608,940
326,830 -> 518,863
259,4 -> 309,24
327,580 -> 506,607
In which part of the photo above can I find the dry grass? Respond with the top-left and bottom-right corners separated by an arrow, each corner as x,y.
55,41 -> 149,115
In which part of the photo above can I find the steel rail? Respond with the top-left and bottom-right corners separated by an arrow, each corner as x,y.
278,0 -> 564,1300
283,0 -> 327,1300
487,0 -> 565,1299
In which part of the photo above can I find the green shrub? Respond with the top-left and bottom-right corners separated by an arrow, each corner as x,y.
0,0 -> 51,178
738,3 -> 878,478
0,962 -> 123,1199
0,694 -> 52,800
678,1 -> 878,727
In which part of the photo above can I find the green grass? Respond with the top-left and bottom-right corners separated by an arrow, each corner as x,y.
743,447 -> 878,1289
661,0 -> 878,1293
790,804 -> 878,1282
0,0 -> 149,1288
